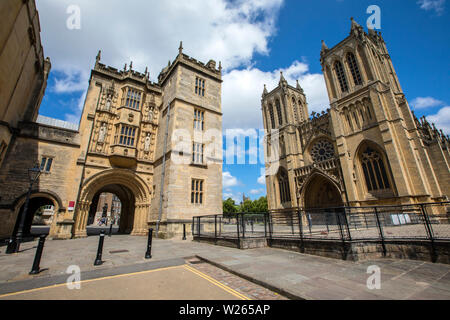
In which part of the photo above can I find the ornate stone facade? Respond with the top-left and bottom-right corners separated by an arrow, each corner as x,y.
0,35 -> 223,238
262,19 -> 450,212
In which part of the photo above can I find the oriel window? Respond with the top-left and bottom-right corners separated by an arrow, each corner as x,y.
124,88 -> 142,110
115,125 -> 136,147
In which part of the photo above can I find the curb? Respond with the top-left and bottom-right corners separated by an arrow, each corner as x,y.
195,255 -> 307,301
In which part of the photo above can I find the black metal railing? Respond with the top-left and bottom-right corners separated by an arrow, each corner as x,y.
193,202 -> 450,248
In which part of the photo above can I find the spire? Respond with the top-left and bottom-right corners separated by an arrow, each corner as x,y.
124,63 -> 127,71
296,80 -> 304,94
279,71 -> 287,87
263,84 -> 268,97
321,40 -> 328,52
179,41 -> 183,55
129,61 -> 133,70
96,50 -> 101,64
350,17 -> 363,35
219,61 -> 222,72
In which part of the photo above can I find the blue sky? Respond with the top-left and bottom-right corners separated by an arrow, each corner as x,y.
36,0 -> 449,203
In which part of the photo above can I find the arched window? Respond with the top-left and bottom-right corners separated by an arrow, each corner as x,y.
278,169 -> 291,203
347,53 -> 363,86
268,104 -> 275,129
292,97 -> 298,122
361,147 -> 391,192
276,100 -> 283,126
334,61 -> 349,93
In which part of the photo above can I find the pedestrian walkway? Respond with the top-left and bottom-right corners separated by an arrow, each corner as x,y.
1,235 -> 449,300
196,247 -> 450,300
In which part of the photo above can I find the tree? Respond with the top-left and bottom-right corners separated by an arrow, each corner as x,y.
223,198 -> 238,214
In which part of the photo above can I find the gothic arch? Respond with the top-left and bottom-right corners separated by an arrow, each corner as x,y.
354,140 -> 396,197
300,171 -> 343,209
73,169 -> 151,237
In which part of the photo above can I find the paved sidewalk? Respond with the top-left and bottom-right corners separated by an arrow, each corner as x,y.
1,236 -> 449,300
196,247 -> 450,300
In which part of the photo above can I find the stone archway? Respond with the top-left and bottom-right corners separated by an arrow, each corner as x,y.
12,192 -> 61,238
303,173 -> 344,209
73,169 -> 151,238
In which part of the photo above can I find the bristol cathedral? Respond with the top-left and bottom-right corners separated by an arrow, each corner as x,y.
262,18 -> 449,212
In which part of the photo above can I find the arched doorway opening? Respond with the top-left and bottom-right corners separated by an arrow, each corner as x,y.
304,174 -> 343,209
85,187 -> 130,236
73,169 -> 150,238
12,197 -> 56,238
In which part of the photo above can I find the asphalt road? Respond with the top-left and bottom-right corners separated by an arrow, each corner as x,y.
0,264 -> 249,300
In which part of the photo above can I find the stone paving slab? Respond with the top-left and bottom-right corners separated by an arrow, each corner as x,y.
196,247 -> 450,300
1,236 -> 450,300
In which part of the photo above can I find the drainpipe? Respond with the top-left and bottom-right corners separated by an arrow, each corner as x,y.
156,102 -> 171,236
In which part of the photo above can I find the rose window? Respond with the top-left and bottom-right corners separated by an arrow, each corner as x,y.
311,140 -> 334,163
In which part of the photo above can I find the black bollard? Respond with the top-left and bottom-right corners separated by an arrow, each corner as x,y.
182,224 -> 187,240
94,231 -> 105,266
29,235 -> 47,275
5,238 -> 18,254
109,222 -> 113,237
145,228 -> 153,259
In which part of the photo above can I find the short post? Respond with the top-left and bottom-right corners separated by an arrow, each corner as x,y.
236,214 -> 241,249
374,207 -> 386,257
94,231 -> 105,266
182,224 -> 187,240
29,235 -> 47,275
297,209 -> 305,253
145,228 -> 153,259
109,220 -> 113,237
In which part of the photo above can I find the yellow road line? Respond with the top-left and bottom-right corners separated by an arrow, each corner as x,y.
183,264 -> 251,300
0,265 -> 183,299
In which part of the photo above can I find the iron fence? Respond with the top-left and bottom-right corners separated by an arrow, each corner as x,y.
193,202 -> 450,246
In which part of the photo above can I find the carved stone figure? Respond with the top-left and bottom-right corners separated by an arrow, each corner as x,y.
98,123 -> 107,142
144,133 -> 151,152
105,95 -> 112,111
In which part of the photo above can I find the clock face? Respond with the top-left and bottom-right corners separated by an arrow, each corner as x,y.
311,140 -> 335,163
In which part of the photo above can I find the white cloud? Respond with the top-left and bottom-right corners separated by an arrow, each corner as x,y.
36,0 -> 284,82
411,97 -> 444,109
427,106 -> 450,135
223,171 -> 239,188
222,61 -> 329,129
249,188 -> 264,195
257,173 -> 266,185
36,1 -> 331,129
417,0 -> 446,14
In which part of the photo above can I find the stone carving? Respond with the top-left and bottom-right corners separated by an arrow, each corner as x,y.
105,95 -> 112,111
98,123 -> 107,143
144,133 -> 151,152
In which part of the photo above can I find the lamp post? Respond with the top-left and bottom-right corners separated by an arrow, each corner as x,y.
7,163 -> 42,254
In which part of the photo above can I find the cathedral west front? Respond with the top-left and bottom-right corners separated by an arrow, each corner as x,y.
262,18 -> 449,213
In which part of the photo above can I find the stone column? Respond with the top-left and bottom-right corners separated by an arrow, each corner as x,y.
73,201 -> 90,238
131,203 -> 148,236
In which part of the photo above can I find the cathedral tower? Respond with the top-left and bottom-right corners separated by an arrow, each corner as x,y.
320,18 -> 449,206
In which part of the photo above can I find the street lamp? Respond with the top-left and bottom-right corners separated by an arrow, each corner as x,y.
6,163 -> 42,254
